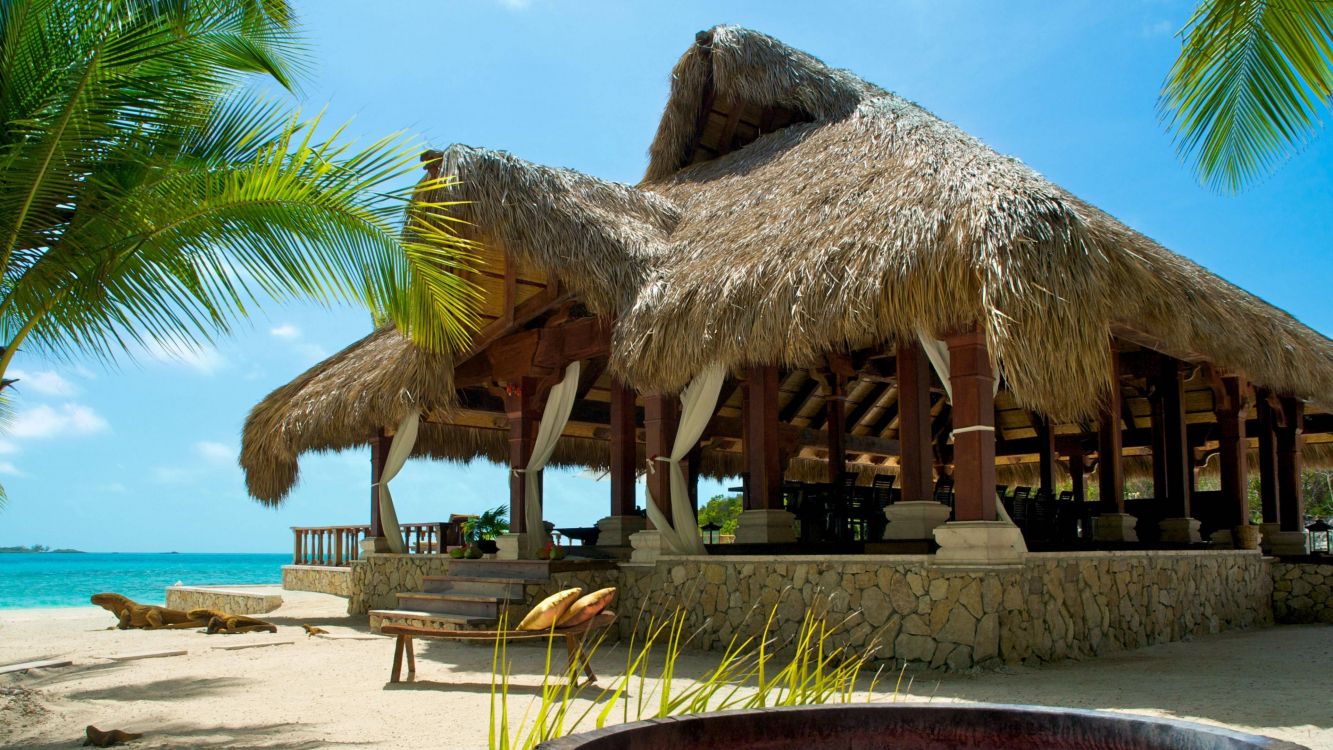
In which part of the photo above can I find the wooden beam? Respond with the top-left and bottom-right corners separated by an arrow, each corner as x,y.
1277,397 -> 1305,532
644,393 -> 677,526
947,330 -> 996,522
1154,358 -> 1191,518
897,341 -> 934,503
780,373 -> 821,423
369,429 -> 391,538
608,378 -> 637,518
504,378 -> 542,536
824,373 -> 847,483
1255,389 -> 1279,524
1098,347 -> 1125,513
745,365 -> 783,511
1214,374 -> 1251,530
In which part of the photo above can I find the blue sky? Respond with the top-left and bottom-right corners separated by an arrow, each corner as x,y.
2,1 -> 1330,552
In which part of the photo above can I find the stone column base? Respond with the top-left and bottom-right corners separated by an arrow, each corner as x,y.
1232,524 -> 1262,551
1092,513 -> 1138,542
360,537 -> 391,554
595,515 -> 646,546
882,501 -> 952,540
733,509 -> 797,544
932,521 -> 1026,566
1208,529 -> 1234,549
1266,530 -> 1308,557
496,532 -> 531,560
629,529 -> 664,563
1158,517 -> 1202,544
1259,522 -> 1282,554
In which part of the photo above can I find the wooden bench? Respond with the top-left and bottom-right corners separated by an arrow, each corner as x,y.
380,611 -> 616,685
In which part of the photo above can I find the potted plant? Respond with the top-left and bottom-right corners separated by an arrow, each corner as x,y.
448,546 -> 465,559
462,505 -> 509,555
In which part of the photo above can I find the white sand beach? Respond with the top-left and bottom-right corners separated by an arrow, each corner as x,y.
1,591 -> 1329,750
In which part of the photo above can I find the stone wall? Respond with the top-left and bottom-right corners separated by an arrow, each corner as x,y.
348,553 -> 453,614
165,585 -> 282,615
615,551 -> 1271,670
282,565 -> 352,597
1272,561 -> 1333,624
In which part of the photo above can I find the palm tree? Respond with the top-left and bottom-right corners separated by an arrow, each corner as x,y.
0,0 -> 480,507
1161,0 -> 1333,191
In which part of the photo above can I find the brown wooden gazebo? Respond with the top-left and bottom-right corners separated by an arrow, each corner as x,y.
242,26 -> 1333,562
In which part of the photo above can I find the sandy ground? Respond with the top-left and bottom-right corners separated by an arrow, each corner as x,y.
1,590 -> 1330,749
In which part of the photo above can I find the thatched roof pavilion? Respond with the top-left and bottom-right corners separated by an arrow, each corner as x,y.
244,26 -> 1333,560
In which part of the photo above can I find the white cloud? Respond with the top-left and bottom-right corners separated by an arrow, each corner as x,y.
11,403 -> 109,439
496,0 -> 531,9
269,324 -> 301,340
296,343 -> 328,363
98,481 -> 128,493
9,369 -> 78,397
1142,19 -> 1174,37
195,441 -> 233,464
142,338 -> 225,375
0,440 -> 17,455
0,461 -> 25,477
151,466 -> 193,484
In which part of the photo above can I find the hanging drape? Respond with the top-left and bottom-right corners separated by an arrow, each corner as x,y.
376,411 -> 418,553
517,361 -> 582,551
644,363 -> 727,555
916,333 -> 1016,527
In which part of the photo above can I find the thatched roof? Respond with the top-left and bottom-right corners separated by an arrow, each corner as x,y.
613,26 -> 1333,419
241,25 -> 1333,504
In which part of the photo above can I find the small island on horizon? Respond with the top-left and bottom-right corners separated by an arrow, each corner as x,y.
0,544 -> 85,554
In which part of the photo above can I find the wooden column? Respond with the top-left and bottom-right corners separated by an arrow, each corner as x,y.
687,444 -> 702,513
947,330 -> 996,522
504,379 -> 540,536
1154,359 -> 1191,518
1097,348 -> 1125,513
1277,397 -> 1305,532
744,365 -> 783,511
1214,376 -> 1250,529
825,375 -> 847,484
1035,415 -> 1056,494
644,392 -> 677,525
1255,390 -> 1279,524
608,378 -> 638,517
897,340 -> 934,502
1068,443 -> 1086,503
369,429 -> 391,537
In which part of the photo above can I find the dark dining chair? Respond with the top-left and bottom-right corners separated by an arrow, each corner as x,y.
872,474 -> 897,507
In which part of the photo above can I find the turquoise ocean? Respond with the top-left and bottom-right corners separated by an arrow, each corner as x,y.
0,552 -> 287,609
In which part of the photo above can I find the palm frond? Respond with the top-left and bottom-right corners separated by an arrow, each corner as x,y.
1161,0 -> 1333,191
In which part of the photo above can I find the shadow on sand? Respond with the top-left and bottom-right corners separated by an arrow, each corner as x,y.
17,721 -> 364,750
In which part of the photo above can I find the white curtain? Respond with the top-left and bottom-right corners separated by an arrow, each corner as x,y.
517,361 -> 582,551
644,363 -> 727,555
916,333 -> 1015,527
376,411 -> 418,553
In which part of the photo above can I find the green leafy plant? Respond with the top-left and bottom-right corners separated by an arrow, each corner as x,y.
463,505 -> 510,543
1161,0 -> 1333,191
488,591 -> 888,750
0,0 -> 480,505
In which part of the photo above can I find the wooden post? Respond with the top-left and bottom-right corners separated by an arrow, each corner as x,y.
1155,359 -> 1191,518
1035,415 -> 1055,494
1068,443 -> 1086,503
1098,348 -> 1125,513
1255,390 -> 1279,524
1215,376 -> 1250,529
896,340 -> 934,503
946,330 -> 996,522
744,365 -> 783,511
334,529 -> 344,566
370,429 -> 391,538
292,529 -> 302,565
608,378 -> 638,517
644,392 -> 677,525
504,379 -> 540,536
1277,397 -> 1305,532
825,374 -> 847,484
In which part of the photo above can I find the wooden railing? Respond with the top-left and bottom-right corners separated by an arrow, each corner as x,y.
291,522 -> 455,566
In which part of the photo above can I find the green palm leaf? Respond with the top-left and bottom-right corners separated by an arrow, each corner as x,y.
0,0 -> 479,507
1161,0 -> 1333,191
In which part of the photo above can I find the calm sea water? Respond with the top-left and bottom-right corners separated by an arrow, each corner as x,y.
0,552 -> 287,609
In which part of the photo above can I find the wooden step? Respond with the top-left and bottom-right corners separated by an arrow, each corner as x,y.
396,592 -> 517,618
369,608 -> 493,630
